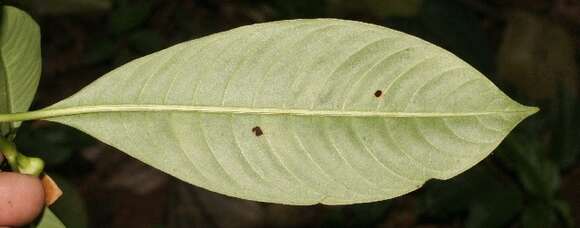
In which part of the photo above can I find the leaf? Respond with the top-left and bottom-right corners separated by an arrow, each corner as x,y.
35,208 -> 66,228
33,19 -> 536,205
0,6 -> 42,134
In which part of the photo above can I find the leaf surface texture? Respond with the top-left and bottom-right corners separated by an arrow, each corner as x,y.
0,6 -> 42,133
45,19 -> 537,205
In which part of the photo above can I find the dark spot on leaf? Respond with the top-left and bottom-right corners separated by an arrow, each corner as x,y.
374,90 -> 382,97
252,126 -> 263,136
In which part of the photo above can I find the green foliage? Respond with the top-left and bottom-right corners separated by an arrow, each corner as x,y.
2,1 -> 564,227
34,208 -> 66,228
18,19 -> 533,205
0,6 -> 41,135
0,5 -> 67,227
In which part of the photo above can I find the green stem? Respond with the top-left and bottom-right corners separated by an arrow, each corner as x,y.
0,137 -> 19,171
0,108 -> 61,122
15,154 -> 44,176
0,137 -> 44,176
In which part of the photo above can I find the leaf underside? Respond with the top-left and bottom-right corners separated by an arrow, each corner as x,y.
35,208 -> 66,228
0,6 -> 42,134
44,19 -> 537,205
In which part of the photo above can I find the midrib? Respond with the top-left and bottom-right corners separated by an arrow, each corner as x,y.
0,104 -> 539,123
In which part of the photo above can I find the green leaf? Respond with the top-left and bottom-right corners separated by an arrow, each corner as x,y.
0,6 -> 41,135
35,208 -> 66,228
12,19 -> 537,205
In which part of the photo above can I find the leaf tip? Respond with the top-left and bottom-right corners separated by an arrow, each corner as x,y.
527,106 -> 540,115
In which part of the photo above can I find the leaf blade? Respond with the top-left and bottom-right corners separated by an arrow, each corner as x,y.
35,208 -> 66,228
0,6 -> 42,134
42,19 -> 536,205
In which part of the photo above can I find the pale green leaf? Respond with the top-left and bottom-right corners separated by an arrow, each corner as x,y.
38,19 -> 536,205
35,208 -> 66,228
0,6 -> 41,134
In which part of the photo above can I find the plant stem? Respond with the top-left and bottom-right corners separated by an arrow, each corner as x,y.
0,109 -> 61,122
0,137 -> 19,171
0,137 -> 44,176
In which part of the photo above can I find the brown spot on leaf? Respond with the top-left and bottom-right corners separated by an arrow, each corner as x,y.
374,90 -> 383,97
252,126 -> 263,136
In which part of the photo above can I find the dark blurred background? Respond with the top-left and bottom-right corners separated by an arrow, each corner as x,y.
4,0 -> 580,227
